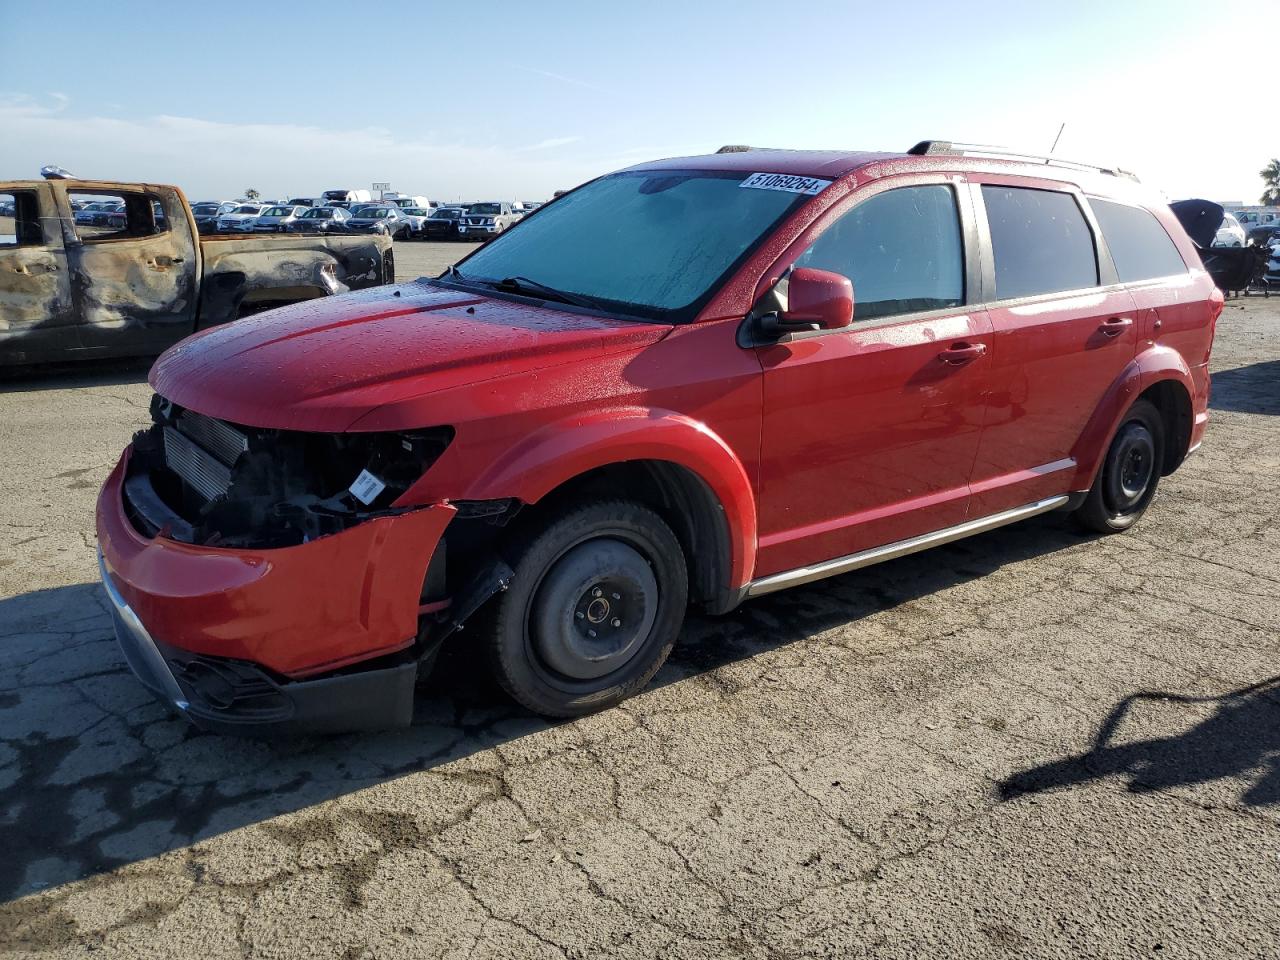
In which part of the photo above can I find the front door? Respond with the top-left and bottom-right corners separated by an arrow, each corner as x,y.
56,183 -> 199,358
0,185 -> 76,365
966,181 -> 1138,516
754,179 -> 992,579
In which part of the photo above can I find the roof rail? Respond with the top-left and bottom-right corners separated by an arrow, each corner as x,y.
715,144 -> 753,154
906,140 -> 1139,182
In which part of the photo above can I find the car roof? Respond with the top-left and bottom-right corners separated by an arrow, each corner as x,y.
622,145 -> 1156,203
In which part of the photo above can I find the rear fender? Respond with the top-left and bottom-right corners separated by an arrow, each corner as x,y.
1071,345 -> 1195,490
405,408 -> 759,591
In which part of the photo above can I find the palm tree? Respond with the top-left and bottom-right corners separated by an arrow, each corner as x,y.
1261,160 -> 1280,206
244,187 -> 261,201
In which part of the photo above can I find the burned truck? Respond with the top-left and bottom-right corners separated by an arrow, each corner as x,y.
0,176 -> 394,367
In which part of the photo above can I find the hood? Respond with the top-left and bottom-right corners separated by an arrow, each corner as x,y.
1170,199 -> 1225,249
150,280 -> 671,432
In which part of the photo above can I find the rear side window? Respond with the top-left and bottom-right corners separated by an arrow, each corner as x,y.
1089,198 -> 1187,282
981,186 -> 1098,299
793,184 -> 965,320
70,190 -> 167,242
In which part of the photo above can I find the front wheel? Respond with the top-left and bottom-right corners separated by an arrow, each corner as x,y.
484,501 -> 688,717
1074,399 -> 1164,533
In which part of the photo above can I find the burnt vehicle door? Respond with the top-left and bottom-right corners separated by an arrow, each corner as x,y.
54,182 -> 200,358
0,184 -> 76,365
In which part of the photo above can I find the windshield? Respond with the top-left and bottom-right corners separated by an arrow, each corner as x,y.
301,208 -> 333,219
192,205 -> 219,215
263,207 -> 292,217
233,205 -> 259,214
451,170 -> 811,322
353,207 -> 390,218
403,208 -> 428,216
433,208 -> 461,218
470,203 -> 502,215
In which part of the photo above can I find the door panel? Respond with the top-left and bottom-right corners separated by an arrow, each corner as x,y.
755,310 -> 994,578
59,184 -> 199,358
0,186 -> 76,365
969,287 -> 1138,514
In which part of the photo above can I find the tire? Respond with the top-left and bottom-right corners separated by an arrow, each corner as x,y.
485,500 -> 688,717
381,250 -> 395,285
1074,399 -> 1164,533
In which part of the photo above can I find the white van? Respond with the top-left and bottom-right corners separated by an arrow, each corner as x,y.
321,188 -> 372,206
383,194 -> 435,210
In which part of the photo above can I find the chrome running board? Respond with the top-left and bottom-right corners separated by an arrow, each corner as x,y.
746,495 -> 1070,598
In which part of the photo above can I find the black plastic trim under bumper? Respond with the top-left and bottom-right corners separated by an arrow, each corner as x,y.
101,551 -> 419,737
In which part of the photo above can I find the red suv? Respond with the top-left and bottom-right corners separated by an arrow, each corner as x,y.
97,142 -> 1220,734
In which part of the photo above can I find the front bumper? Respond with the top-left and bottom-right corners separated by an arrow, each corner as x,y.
458,225 -> 498,237
96,450 -> 456,734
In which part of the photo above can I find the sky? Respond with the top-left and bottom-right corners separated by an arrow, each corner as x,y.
1,0 -> 1272,203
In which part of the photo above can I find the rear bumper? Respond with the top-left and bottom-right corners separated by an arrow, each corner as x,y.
96,449 -> 455,734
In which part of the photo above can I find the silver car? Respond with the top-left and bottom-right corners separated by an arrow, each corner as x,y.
216,203 -> 268,232
252,205 -> 307,233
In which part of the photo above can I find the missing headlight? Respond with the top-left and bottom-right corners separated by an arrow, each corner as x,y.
126,395 -> 453,548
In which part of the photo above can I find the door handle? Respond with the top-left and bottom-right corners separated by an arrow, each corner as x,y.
1098,316 -> 1133,337
938,342 -> 987,365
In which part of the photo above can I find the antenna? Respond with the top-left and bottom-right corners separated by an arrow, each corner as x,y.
1048,123 -> 1066,162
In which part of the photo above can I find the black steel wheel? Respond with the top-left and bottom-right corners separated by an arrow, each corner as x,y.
1074,399 -> 1164,533
485,500 -> 687,717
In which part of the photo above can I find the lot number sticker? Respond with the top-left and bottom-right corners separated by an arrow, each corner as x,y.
349,469 -> 387,505
740,172 -> 832,195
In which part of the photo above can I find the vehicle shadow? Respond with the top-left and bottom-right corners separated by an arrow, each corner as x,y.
0,356 -> 153,392
1210,359 -> 1280,415
0,513 -> 1092,903
998,676 -> 1280,806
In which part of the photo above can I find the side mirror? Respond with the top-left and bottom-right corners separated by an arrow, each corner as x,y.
783,267 -> 854,331
757,267 -> 854,337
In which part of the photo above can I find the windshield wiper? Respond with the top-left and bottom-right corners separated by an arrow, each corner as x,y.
489,276 -> 602,310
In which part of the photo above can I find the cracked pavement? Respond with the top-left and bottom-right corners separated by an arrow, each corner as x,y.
1,248 -> 1278,958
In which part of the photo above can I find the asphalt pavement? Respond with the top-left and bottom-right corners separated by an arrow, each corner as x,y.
1,250 -> 1277,958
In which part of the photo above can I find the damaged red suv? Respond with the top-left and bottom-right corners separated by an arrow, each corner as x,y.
97,142 -> 1221,734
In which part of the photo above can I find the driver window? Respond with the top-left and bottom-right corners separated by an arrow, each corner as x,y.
0,191 -> 43,247
794,184 -> 965,321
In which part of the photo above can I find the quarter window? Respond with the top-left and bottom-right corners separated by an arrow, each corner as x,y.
1089,198 -> 1188,282
793,184 -> 965,320
981,186 -> 1098,300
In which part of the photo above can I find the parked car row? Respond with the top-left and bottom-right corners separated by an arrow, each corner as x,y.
187,196 -> 545,240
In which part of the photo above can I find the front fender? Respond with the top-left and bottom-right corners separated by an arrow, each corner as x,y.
1070,345 -> 1196,490
411,407 -> 759,590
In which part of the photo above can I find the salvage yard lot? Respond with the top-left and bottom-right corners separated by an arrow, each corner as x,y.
0,247 -> 1277,957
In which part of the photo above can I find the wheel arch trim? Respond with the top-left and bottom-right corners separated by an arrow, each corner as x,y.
1071,346 -> 1196,490
458,408 -> 758,594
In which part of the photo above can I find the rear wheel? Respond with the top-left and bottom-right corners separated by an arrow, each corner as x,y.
381,250 -> 395,285
485,500 -> 688,717
1074,399 -> 1164,533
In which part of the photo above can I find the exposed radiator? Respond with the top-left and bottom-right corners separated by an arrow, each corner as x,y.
162,425 -> 235,501
176,410 -> 248,467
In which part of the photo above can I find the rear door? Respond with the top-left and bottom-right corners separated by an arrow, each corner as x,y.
967,180 -> 1138,516
754,176 -> 993,578
55,182 -> 200,358
0,184 -> 76,365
